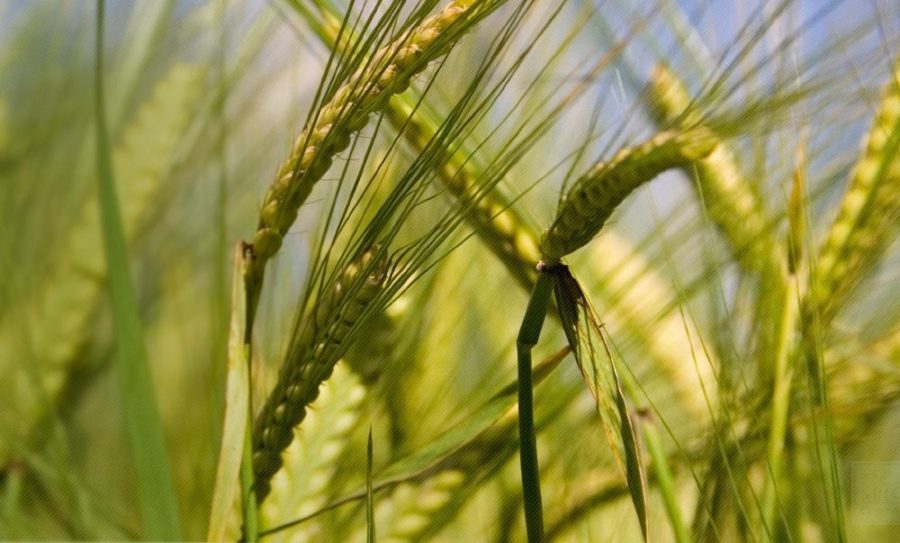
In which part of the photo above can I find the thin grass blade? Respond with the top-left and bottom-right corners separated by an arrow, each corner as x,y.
367,428 -> 375,543
207,245 -> 253,542
94,1 -> 182,538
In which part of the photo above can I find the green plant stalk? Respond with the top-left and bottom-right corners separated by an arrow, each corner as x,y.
240,359 -> 260,543
760,139 -> 807,537
366,429 -> 375,543
760,274 -> 798,537
640,414 -> 689,543
94,1 -> 182,538
515,270 -> 555,543
208,246 -> 253,543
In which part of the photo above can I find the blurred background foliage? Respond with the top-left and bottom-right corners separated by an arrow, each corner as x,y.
0,0 -> 898,541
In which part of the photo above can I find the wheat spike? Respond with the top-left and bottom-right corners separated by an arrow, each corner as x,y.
811,59 -> 900,325
646,64 -> 780,275
540,128 -> 718,263
248,0 -> 498,274
585,234 -> 717,418
0,64 -> 205,463
262,364 -> 366,542
252,246 -> 389,499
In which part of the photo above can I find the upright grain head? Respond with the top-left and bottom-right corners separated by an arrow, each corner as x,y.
811,59 -> 900,324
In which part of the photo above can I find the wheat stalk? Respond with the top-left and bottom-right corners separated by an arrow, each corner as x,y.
246,0 -> 499,282
540,128 -> 718,263
251,245 -> 389,500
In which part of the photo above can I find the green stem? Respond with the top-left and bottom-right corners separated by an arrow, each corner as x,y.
240,340 -> 260,543
641,414 -> 689,543
516,270 -> 554,543
761,274 -> 798,537
95,1 -> 183,538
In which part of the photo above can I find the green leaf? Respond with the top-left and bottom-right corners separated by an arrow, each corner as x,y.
93,1 -> 182,539
207,245 -> 253,542
552,265 -> 649,541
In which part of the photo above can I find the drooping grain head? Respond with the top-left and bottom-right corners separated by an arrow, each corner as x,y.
385,96 -> 541,289
251,245 -> 389,500
249,0 -> 496,271
540,128 -> 718,263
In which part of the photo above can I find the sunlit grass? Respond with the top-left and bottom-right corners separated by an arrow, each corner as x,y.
0,1 -> 898,541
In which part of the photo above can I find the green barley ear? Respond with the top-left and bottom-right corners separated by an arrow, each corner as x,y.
0,64 -> 205,463
646,64 -> 778,276
262,364 -> 366,541
811,59 -> 900,325
251,245 -> 389,500
247,0 -> 500,277
540,128 -> 718,263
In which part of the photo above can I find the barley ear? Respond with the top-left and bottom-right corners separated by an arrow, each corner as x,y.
646,64 -> 779,276
810,59 -> 900,325
386,95 -> 541,289
0,64 -> 205,463
251,245 -> 389,500
262,364 -> 366,541
540,128 -> 718,263
246,0 -> 497,281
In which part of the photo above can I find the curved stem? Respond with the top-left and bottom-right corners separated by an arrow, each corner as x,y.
516,270 -> 554,542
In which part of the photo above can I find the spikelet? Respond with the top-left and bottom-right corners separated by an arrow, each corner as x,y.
262,364 -> 366,542
646,65 -> 779,275
248,0 -> 494,271
540,129 -> 718,263
349,469 -> 466,543
0,64 -> 205,462
811,60 -> 900,325
252,246 -> 389,499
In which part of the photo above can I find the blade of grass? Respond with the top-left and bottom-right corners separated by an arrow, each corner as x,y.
366,428 -> 375,543
639,411 -> 689,543
94,1 -> 182,539
208,245 -> 253,542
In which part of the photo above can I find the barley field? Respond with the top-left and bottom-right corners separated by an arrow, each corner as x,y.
0,1 -> 898,541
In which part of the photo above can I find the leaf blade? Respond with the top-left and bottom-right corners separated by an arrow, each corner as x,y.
94,1 -> 182,538
207,245 -> 253,542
